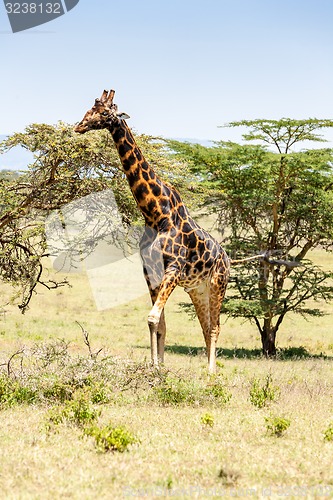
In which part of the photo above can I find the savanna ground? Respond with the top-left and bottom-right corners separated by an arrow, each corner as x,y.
0,249 -> 332,499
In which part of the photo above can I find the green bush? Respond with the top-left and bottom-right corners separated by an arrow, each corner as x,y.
85,424 -> 139,453
323,422 -> 333,442
201,412 -> 214,428
249,374 -> 279,408
10,384 -> 37,405
88,382 -> 112,404
46,397 -> 100,429
0,376 -> 37,406
42,380 -> 74,403
0,376 -> 13,405
265,415 -> 290,437
278,346 -> 309,359
205,376 -> 232,405
153,376 -> 197,405
152,373 -> 232,407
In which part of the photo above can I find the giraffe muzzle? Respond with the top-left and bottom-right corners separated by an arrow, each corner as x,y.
74,122 -> 87,133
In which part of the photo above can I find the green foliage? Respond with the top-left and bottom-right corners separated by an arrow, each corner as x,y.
152,373 -> 232,406
0,339 -> 234,412
87,381 -> 112,405
265,415 -> 291,437
0,340 -> 186,408
169,118 -> 333,355
0,123 -> 190,310
249,374 -> 280,408
223,260 -> 333,321
204,376 -> 232,404
46,396 -> 100,429
226,118 -> 333,150
0,340 -> 231,410
85,424 -> 139,453
153,375 -> 198,405
42,381 -> 74,403
323,422 -> 333,442
201,412 -> 214,428
0,376 -> 12,405
0,376 -> 37,406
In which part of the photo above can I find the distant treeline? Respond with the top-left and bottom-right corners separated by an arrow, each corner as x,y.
0,169 -> 20,179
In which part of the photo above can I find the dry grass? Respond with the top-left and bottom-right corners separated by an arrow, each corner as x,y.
0,251 -> 332,498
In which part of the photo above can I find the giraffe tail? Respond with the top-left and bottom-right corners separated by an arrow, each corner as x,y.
230,253 -> 302,268
229,254 -> 266,265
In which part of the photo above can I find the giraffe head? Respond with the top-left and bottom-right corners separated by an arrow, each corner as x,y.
74,89 -> 130,134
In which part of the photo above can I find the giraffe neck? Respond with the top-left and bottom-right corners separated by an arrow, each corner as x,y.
108,120 -> 186,228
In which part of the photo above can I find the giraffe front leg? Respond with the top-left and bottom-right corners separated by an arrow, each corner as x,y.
148,311 -> 166,366
157,310 -> 166,363
146,281 -> 167,365
148,317 -> 159,368
148,304 -> 168,367
147,271 -> 179,368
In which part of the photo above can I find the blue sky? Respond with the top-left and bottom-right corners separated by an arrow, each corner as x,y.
1,0 -> 333,144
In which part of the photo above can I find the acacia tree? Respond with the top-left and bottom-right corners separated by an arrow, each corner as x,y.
169,119 -> 333,356
0,122 -> 187,310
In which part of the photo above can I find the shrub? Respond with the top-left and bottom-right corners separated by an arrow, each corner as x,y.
0,376 -> 37,406
42,380 -> 74,403
10,384 -> 37,405
249,374 -> 279,408
152,376 -> 198,405
205,376 -> 232,405
0,376 -> 13,405
85,424 -> 139,453
46,397 -> 100,429
323,422 -> 333,442
265,415 -> 290,437
201,412 -> 214,428
152,373 -> 232,407
88,382 -> 112,404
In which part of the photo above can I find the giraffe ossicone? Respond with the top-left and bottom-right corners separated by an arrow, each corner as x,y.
74,89 -> 230,373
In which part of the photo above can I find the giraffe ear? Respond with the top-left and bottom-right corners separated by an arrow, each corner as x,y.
117,112 -> 130,120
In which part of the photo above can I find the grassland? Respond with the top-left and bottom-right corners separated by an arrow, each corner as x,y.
0,250 -> 333,499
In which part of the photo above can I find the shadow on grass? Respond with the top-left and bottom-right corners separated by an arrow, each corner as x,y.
163,344 -> 333,361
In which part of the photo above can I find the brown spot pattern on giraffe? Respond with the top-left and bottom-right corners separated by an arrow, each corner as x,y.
74,89 -> 230,373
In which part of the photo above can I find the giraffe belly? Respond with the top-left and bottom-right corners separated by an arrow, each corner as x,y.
178,268 -> 214,291
178,249 -> 230,292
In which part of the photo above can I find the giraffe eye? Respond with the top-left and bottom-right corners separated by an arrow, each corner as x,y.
102,111 -> 108,116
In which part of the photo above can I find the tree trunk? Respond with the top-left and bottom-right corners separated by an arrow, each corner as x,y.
260,325 -> 277,357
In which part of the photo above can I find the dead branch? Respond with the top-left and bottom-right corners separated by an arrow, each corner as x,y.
75,321 -> 103,360
6,349 -> 25,378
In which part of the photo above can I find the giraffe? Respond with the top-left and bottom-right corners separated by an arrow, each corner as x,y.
74,89 -> 230,373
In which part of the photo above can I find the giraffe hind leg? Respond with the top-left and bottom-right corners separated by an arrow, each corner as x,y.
207,275 -> 228,373
189,278 -> 227,374
149,321 -> 159,367
188,283 -> 212,363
